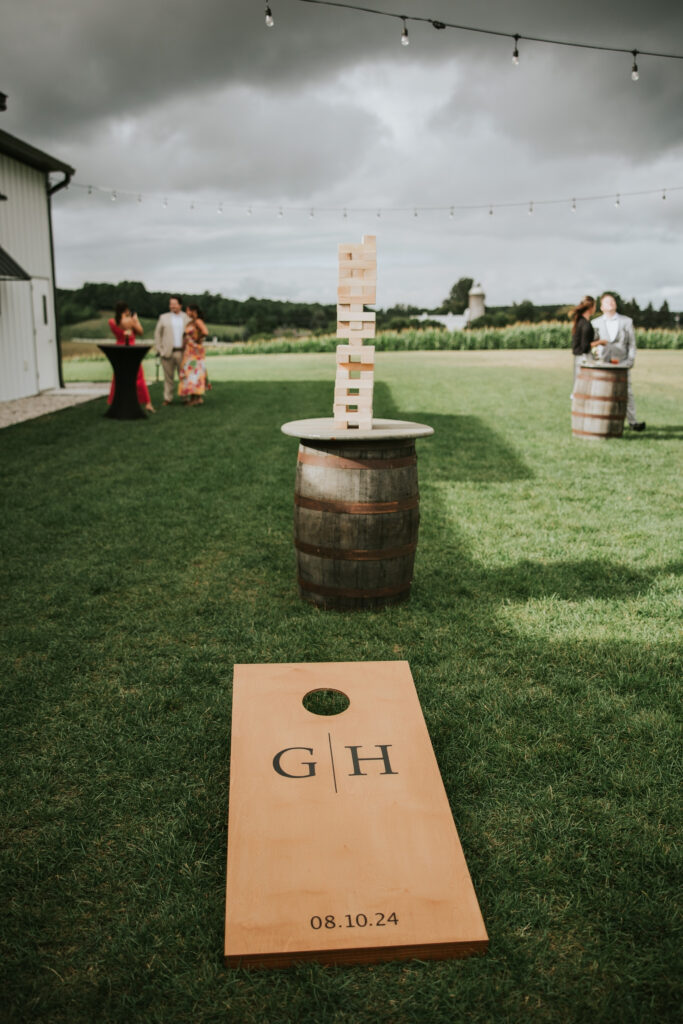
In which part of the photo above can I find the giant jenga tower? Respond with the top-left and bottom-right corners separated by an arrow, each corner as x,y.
333,235 -> 376,430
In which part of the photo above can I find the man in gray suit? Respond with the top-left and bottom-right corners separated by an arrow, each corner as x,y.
154,295 -> 188,405
591,294 -> 645,432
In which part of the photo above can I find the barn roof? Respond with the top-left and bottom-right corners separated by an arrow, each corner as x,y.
0,243 -> 31,281
0,129 -> 74,176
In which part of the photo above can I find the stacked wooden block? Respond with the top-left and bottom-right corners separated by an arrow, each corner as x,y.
333,235 -> 376,430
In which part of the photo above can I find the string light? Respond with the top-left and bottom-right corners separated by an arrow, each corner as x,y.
631,50 -> 639,80
265,4 -> 274,28
68,181 -> 683,217
290,1 -> 683,73
512,34 -> 520,65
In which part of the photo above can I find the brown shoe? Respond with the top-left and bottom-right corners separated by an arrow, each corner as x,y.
162,400 -> 172,406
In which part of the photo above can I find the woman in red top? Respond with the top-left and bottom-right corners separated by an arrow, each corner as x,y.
107,301 -> 155,412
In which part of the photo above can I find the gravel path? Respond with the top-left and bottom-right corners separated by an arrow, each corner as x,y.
0,383 -> 110,430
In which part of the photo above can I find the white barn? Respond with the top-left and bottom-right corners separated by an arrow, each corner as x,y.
0,129 -> 74,401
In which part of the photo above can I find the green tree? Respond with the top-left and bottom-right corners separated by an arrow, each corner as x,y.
441,277 -> 474,314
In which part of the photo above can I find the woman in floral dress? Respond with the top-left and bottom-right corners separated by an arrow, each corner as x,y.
178,304 -> 208,405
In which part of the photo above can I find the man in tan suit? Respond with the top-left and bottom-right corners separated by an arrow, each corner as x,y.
154,295 -> 188,405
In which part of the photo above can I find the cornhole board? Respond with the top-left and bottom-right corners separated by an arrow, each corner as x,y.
224,661 -> 488,968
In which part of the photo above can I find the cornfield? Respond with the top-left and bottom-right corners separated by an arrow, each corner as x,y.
210,322 -> 683,356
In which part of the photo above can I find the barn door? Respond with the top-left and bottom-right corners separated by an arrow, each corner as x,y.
31,278 -> 59,391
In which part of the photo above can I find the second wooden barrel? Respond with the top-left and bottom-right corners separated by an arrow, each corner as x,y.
572,364 -> 628,440
294,438 -> 420,609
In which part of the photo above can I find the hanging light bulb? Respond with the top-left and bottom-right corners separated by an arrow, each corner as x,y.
512,34 -> 520,66
400,18 -> 410,46
190,201 -> 195,211
528,201 -> 533,215
87,185 -> 92,195
413,207 -> 418,217
615,193 -> 621,208
246,205 -> 252,215
111,190 -> 117,202
343,208 -> 348,219
571,198 -> 577,213
137,193 -> 142,204
218,202 -> 224,214
449,206 -> 454,218
631,50 -> 639,81
163,197 -> 168,209
265,4 -> 274,28
376,209 -> 381,218
662,189 -> 667,200
277,206 -> 284,218
489,206 -> 493,216
309,208 -> 315,218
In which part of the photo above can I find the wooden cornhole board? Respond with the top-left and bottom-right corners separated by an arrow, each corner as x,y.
224,661 -> 488,968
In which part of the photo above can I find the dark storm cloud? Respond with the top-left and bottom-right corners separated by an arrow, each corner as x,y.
6,0 -> 682,139
4,0 -> 683,305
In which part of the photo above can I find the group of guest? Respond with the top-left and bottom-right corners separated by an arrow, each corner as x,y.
570,292 -> 645,432
106,295 -> 208,412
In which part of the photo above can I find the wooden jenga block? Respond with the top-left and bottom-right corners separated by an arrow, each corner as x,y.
336,346 -> 375,362
337,328 -> 376,342
337,307 -> 375,323
338,264 -> 377,279
338,285 -> 376,303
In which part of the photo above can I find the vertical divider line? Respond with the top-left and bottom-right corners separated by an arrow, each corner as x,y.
328,732 -> 338,794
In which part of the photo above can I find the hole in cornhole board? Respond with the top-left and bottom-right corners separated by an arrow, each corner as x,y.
303,689 -> 350,716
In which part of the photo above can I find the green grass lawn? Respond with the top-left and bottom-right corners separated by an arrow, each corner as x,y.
2,352 -> 681,1023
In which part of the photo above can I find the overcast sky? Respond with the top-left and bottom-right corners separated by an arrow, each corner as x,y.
3,0 -> 683,308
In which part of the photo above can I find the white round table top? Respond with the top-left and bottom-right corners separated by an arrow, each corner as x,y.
281,417 -> 434,441
579,359 -> 625,369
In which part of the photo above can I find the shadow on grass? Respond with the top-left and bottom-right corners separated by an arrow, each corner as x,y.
394,411 -> 534,483
622,424 -> 683,441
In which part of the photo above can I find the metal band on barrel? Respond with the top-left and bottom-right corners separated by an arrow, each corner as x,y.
298,451 -> 417,470
571,411 -> 627,421
295,539 -> 417,561
298,577 -> 411,599
295,494 -> 419,514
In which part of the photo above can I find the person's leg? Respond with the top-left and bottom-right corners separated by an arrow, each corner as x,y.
161,356 -> 175,403
572,355 -> 582,398
626,371 -> 638,426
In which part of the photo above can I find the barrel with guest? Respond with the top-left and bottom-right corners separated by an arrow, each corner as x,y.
570,292 -> 646,438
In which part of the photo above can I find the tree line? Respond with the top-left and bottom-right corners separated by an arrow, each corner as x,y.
57,278 -> 679,337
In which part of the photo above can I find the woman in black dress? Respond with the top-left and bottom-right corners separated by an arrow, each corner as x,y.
570,295 -> 596,397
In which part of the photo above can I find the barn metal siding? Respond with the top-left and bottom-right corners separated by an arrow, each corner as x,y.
0,151 -> 60,399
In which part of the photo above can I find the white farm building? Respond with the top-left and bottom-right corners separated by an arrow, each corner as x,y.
0,129 -> 74,402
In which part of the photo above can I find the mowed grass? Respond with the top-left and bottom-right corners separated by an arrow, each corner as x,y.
1,351 -> 681,1024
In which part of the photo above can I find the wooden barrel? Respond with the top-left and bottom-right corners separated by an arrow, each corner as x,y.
294,438 -> 420,609
571,364 -> 628,440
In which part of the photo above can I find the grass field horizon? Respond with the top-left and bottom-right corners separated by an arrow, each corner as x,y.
2,351 -> 681,1023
